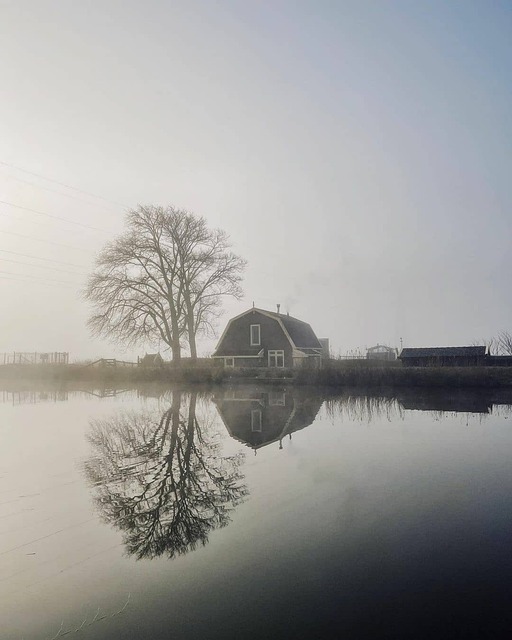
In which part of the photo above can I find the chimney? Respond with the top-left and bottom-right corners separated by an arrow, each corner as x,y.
277,303 -> 281,314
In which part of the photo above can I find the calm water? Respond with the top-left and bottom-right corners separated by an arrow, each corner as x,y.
1,385 -> 512,639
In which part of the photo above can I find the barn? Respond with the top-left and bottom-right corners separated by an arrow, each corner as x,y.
212,307 -> 324,368
399,346 -> 487,367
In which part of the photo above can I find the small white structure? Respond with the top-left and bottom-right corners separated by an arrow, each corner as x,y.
366,344 -> 397,361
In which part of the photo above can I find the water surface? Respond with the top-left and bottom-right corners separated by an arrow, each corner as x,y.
1,385 -> 512,639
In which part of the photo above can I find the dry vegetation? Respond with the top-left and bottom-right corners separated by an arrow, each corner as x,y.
2,357 -> 512,389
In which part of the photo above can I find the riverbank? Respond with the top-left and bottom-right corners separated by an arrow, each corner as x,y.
2,359 -> 512,389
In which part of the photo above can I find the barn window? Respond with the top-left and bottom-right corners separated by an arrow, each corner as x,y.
268,350 -> 284,368
225,357 -> 234,367
269,391 -> 285,406
251,409 -> 262,432
250,324 -> 261,346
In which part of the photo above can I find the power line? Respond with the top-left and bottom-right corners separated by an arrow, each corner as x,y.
0,257 -> 88,276
0,248 -> 90,269
1,229 -> 94,252
0,199 -> 114,233
0,276 -> 77,289
0,159 -> 128,209
1,172 -> 124,214
0,210 -> 109,243
0,269 -> 82,286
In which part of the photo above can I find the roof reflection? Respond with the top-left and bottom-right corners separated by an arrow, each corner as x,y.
214,386 -> 323,451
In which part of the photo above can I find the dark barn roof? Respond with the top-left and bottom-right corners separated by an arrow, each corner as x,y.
400,346 -> 486,358
213,307 -> 322,357
265,310 -> 322,349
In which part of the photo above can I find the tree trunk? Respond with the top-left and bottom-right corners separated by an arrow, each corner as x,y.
170,313 -> 181,362
188,317 -> 197,360
172,336 -> 181,362
185,300 -> 197,361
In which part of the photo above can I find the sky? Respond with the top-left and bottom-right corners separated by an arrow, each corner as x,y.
1,0 -> 511,360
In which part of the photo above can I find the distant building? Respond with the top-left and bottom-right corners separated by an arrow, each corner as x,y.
212,307 -> 323,368
366,344 -> 397,361
138,353 -> 164,367
399,346 -> 487,367
318,338 -> 331,360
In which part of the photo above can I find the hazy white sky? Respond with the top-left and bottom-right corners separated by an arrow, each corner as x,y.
1,0 -> 511,359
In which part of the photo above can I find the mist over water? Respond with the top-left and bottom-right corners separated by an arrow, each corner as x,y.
1,384 -> 512,639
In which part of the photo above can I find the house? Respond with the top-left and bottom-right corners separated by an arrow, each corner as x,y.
211,307 -> 324,368
214,386 -> 322,451
138,353 -> 164,367
366,344 -> 397,361
399,346 -> 487,367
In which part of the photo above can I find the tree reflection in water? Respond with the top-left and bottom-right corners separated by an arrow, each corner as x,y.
84,391 -> 248,560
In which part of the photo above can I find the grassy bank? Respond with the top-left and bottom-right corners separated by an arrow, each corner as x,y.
296,360 -> 512,389
2,359 -> 512,389
0,362 -> 226,385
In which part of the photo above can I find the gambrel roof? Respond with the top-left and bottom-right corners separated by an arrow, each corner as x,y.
212,307 -> 322,357
262,309 -> 322,349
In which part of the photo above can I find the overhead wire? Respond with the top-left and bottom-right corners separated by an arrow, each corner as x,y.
0,270 -> 83,286
0,276 -> 77,289
0,211 -> 110,243
0,249 -> 90,269
0,257 -> 88,276
0,159 -> 128,209
1,229 -> 95,252
1,171 -> 125,214
0,199 -> 115,234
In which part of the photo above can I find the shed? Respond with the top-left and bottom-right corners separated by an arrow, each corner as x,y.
139,353 -> 164,367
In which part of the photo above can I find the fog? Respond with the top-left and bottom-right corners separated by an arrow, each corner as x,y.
1,1 -> 511,361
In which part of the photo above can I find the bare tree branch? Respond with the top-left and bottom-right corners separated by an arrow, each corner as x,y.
84,205 -> 246,360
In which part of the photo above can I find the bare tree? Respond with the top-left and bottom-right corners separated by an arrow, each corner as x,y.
84,205 -> 246,361
472,337 -> 499,355
497,331 -> 512,355
169,212 -> 246,359
475,333 -> 512,356
84,392 -> 248,559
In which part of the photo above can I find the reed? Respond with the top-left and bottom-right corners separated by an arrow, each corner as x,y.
3,359 -> 512,390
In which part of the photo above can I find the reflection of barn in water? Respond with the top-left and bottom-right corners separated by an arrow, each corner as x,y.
214,387 -> 323,450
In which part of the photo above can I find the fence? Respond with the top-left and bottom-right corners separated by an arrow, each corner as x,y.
1,352 -> 69,365
0,390 -> 69,405
82,358 -> 138,368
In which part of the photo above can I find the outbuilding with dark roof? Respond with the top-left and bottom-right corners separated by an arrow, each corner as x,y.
212,307 -> 324,368
399,346 -> 487,367
138,353 -> 164,367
